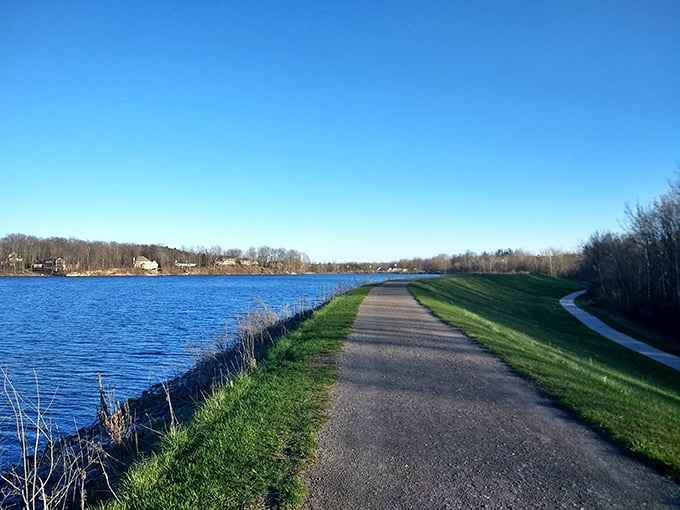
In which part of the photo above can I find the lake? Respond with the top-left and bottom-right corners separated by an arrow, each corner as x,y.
0,273 -> 421,467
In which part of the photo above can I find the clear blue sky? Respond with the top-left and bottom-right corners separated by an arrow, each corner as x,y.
1,1 -> 678,262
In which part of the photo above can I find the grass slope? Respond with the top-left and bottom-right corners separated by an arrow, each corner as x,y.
574,294 -> 680,357
409,274 -> 680,477
102,285 -> 372,510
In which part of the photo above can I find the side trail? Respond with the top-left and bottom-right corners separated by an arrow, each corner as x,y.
560,290 -> 680,372
302,280 -> 679,510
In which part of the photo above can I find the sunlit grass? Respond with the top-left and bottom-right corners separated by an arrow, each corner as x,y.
102,285 -> 372,510
409,274 -> 680,477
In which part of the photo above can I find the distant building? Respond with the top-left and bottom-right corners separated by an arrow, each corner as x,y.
215,257 -> 238,266
32,257 -> 66,275
5,252 -> 24,272
174,260 -> 197,268
387,265 -> 408,273
238,258 -> 259,267
134,256 -> 159,271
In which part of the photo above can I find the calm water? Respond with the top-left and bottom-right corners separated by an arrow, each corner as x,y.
0,273 -> 420,466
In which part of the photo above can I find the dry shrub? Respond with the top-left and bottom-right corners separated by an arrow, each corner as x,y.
97,375 -> 134,447
1,369 -> 112,510
235,302 -> 283,369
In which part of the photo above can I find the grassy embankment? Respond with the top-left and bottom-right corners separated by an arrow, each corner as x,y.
101,285 -> 373,510
574,293 -> 680,357
409,274 -> 680,477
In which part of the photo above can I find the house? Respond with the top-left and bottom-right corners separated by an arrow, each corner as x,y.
174,260 -> 197,268
238,258 -> 259,267
133,256 -> 159,271
32,257 -> 67,275
215,257 -> 238,266
4,252 -> 24,272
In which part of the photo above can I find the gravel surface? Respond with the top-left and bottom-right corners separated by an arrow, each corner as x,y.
301,280 -> 680,510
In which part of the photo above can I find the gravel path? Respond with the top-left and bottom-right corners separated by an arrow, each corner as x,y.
560,290 -> 680,372
301,280 -> 680,510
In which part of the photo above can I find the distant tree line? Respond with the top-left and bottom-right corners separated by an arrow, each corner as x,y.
0,233 -> 583,278
305,249 -> 580,276
393,248 -> 581,277
581,173 -> 680,334
0,235 -> 313,275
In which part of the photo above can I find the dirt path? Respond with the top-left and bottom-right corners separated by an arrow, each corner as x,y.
302,280 -> 679,510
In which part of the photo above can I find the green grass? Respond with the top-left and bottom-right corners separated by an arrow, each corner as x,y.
574,293 -> 680,357
101,285 -> 372,510
409,274 -> 680,477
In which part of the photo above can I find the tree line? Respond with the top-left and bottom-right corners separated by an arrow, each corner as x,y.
0,235 -> 313,275
0,232 -> 582,278
581,173 -> 680,334
394,248 -> 580,277
0,234 -> 580,276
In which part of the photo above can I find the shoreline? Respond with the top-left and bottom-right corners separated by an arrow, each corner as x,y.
0,269 -> 421,278
0,301 -> 321,507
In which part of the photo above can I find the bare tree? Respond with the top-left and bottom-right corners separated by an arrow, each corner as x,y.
581,172 -> 680,335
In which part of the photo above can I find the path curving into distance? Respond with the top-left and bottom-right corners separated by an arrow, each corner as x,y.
302,280 -> 679,510
560,290 -> 680,372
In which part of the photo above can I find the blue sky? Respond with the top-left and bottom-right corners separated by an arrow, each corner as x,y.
1,1 -> 678,262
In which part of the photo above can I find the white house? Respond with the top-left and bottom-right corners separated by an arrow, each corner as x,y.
215,257 -> 238,266
134,256 -> 159,271
174,260 -> 197,268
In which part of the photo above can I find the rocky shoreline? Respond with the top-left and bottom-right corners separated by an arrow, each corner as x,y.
0,305 -> 317,508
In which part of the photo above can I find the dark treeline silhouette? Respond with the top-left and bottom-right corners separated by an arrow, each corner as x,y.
581,173 -> 680,335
